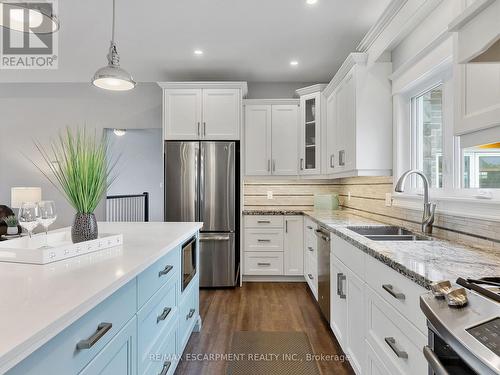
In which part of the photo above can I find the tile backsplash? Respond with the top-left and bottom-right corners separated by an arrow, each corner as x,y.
244,176 -> 500,250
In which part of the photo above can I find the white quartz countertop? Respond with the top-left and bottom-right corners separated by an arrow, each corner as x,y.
0,221 -> 202,374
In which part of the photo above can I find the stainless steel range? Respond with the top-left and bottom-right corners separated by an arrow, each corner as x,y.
420,277 -> 500,374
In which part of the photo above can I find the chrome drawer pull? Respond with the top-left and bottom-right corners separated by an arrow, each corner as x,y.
338,273 -> 346,299
306,226 -> 313,230
308,273 -> 313,280
257,262 -> 271,266
385,337 -> 408,359
307,246 -> 314,252
423,346 -> 449,375
257,220 -> 271,224
157,307 -> 172,323
76,322 -> 112,350
382,284 -> 406,300
159,360 -> 171,375
186,308 -> 195,320
158,265 -> 174,278
257,239 -> 271,242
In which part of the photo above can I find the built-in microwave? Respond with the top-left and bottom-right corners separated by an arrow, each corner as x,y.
181,236 -> 197,292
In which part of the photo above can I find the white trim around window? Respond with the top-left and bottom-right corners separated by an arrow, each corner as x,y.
391,35 -> 500,221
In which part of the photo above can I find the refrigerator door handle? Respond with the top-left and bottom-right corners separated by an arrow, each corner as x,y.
199,142 -> 204,224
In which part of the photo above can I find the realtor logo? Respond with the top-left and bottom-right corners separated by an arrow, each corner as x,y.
0,1 -> 58,69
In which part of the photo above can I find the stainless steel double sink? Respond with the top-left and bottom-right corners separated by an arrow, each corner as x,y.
346,226 -> 431,241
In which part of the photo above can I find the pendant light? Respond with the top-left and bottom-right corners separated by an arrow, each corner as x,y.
0,2 -> 59,33
92,0 -> 135,91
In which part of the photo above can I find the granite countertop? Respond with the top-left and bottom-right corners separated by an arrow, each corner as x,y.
0,222 -> 202,374
244,209 -> 500,289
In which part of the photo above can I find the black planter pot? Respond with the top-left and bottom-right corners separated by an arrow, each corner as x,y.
71,213 -> 98,243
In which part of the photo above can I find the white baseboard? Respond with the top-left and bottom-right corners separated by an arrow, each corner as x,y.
242,275 -> 306,283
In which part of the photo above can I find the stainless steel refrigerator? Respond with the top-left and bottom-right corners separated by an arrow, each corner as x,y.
164,141 -> 239,287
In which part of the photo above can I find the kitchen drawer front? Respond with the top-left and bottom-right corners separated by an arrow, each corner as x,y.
365,255 -> 427,334
245,215 -> 283,228
178,277 -> 199,354
137,246 -> 180,308
331,235 -> 364,278
143,321 -> 178,375
304,217 -> 317,238
79,316 -> 136,375
305,252 -> 318,299
244,229 -> 284,252
7,280 -> 137,375
137,279 -> 178,374
366,287 -> 427,375
244,252 -> 284,275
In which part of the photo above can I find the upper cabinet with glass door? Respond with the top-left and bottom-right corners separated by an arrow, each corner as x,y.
296,85 -> 327,175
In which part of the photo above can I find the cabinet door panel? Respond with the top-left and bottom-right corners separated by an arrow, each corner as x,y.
202,89 -> 240,139
299,93 -> 321,175
272,105 -> 299,175
346,269 -> 364,374
164,89 -> 202,140
284,216 -> 303,275
336,72 -> 356,172
245,105 -> 271,175
80,317 -> 136,375
330,256 -> 347,346
325,92 -> 337,174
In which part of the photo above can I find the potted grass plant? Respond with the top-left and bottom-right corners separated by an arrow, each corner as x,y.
3,215 -> 19,235
33,128 -> 117,243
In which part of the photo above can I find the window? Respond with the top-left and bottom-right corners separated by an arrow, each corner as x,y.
462,143 -> 500,189
411,85 -> 444,188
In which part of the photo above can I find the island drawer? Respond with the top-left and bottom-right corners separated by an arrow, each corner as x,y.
331,234 -> 364,278
137,278 -> 178,374
244,229 -> 284,252
365,255 -> 427,334
144,322 -> 178,375
244,252 -> 284,275
178,277 -> 199,353
365,287 -> 427,375
245,215 -> 283,228
7,280 -> 137,375
137,246 -> 180,308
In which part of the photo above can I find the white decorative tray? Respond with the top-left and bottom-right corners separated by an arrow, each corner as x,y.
0,229 -> 123,264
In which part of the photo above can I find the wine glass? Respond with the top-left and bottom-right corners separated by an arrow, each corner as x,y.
18,202 -> 40,238
37,201 -> 57,247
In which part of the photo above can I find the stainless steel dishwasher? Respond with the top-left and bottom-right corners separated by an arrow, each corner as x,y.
315,226 -> 331,322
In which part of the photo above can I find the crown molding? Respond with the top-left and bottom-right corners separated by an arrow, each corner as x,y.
323,52 -> 367,97
448,0 -> 495,31
295,83 -> 328,97
243,98 -> 300,106
157,81 -> 248,97
357,0 -> 408,52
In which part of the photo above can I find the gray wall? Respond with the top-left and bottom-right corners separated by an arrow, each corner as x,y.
105,128 -> 163,222
0,83 -> 162,229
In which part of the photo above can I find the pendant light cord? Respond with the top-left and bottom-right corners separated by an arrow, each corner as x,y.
111,0 -> 115,42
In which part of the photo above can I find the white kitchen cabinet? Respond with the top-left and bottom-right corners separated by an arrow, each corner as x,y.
202,89 -> 241,139
159,82 -> 247,141
323,53 -> 392,178
244,105 -> 272,175
243,214 -> 303,278
330,255 -> 347,346
272,106 -> 299,175
163,89 -> 202,139
284,216 -> 303,275
330,253 -> 364,374
296,85 -> 327,175
244,101 -> 299,176
303,217 -> 318,299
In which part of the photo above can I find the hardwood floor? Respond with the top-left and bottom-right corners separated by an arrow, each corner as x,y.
176,282 -> 355,375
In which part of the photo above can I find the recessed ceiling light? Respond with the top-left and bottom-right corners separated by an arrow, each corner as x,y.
306,0 -> 318,4
290,60 -> 299,66
194,49 -> 204,55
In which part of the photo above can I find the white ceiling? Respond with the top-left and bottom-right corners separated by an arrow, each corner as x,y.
0,0 -> 391,83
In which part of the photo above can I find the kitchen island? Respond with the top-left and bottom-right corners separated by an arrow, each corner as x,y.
0,221 -> 202,375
